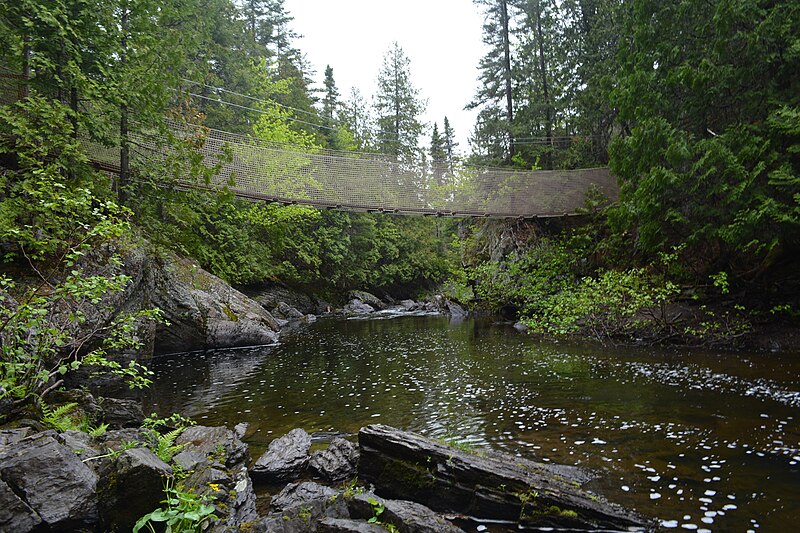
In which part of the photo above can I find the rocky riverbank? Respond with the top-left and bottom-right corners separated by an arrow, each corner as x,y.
0,403 -> 654,532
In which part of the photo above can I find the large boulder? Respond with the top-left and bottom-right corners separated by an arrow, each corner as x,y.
358,425 -> 651,531
175,425 -> 249,468
348,291 -> 386,310
148,253 -> 280,354
309,437 -> 359,483
0,432 -> 99,531
98,447 -> 172,531
252,428 -> 312,483
245,283 -> 320,315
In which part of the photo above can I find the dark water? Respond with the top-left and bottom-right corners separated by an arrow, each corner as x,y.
144,316 -> 800,531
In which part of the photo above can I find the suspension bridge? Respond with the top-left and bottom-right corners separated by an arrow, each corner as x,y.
1,75 -> 618,218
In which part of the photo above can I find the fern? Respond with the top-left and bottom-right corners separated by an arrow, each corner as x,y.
41,402 -> 79,432
148,427 -> 186,463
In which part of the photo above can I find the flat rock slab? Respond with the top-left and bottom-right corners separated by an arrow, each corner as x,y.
252,428 -> 312,483
358,424 -> 652,531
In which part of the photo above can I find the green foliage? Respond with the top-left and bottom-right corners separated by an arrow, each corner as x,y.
0,97 -> 157,407
141,413 -> 195,463
521,266 -> 679,340
134,477 -> 217,533
40,401 -> 109,436
610,0 -> 800,277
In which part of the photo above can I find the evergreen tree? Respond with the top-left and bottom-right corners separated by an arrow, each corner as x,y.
443,116 -> 459,172
374,42 -> 425,160
468,0 -> 517,164
339,87 -> 374,151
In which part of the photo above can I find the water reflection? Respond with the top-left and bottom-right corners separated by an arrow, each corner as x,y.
144,316 -> 800,531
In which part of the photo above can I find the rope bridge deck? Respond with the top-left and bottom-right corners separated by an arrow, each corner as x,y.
1,76 -> 618,218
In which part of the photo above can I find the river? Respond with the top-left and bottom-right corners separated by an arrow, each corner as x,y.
143,315 -> 800,531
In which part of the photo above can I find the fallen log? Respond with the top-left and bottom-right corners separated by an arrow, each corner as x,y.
358,424 -> 653,531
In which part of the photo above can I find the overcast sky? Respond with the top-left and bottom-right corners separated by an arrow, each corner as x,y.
283,0 -> 487,151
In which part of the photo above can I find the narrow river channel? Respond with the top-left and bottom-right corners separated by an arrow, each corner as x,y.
144,316 -> 800,531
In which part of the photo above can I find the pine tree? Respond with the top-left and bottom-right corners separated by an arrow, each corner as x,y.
442,116 -> 459,172
374,42 -> 425,160
468,0 -> 517,164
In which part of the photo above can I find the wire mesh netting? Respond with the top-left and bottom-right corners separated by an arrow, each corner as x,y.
1,76 -> 619,218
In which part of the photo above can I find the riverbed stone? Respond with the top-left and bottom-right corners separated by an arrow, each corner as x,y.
175,425 -> 249,468
275,301 -> 306,320
252,428 -> 312,483
0,478 -> 42,532
0,432 -> 99,530
344,299 -> 375,315
98,397 -> 144,428
358,424 -> 650,531
446,300 -> 468,318
255,481 -> 349,533
319,517 -> 387,533
348,493 -> 465,533
99,447 -> 172,531
309,437 -> 359,482
270,481 -> 339,512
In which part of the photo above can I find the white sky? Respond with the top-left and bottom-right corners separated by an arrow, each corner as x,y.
284,0 -> 487,151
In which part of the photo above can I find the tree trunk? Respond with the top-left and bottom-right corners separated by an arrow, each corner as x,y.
500,0 -> 515,162
534,0 -> 553,169
118,7 -> 130,205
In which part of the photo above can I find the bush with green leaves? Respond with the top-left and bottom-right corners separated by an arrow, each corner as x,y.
0,95 -> 157,415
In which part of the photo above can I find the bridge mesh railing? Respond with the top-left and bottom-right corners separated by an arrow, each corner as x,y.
1,76 -> 619,217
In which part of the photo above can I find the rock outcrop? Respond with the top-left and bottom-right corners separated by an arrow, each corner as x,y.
358,424 -> 651,531
148,253 -> 280,354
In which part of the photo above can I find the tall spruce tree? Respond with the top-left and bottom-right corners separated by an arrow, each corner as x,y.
374,42 -> 425,160
469,0 -> 517,164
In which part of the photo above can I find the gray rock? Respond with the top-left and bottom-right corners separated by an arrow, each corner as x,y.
348,291 -> 386,310
255,482 -> 349,533
0,427 -> 32,447
513,321 -> 529,332
348,493 -> 465,533
319,517 -> 387,533
99,447 -> 172,531
57,430 -> 102,460
150,254 -> 280,354
399,299 -> 418,310
270,481 -> 338,512
0,432 -> 99,530
175,425 -> 249,468
358,425 -> 651,531
183,467 -> 231,494
172,450 -> 208,472
344,300 -> 375,315
252,428 -> 312,483
98,397 -> 144,428
0,478 -> 42,533
234,422 -> 249,440
309,437 -> 359,483
446,300 -> 468,318
274,301 -> 305,320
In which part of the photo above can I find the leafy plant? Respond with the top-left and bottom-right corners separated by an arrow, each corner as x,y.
133,477 -> 216,533
141,413 -> 195,462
